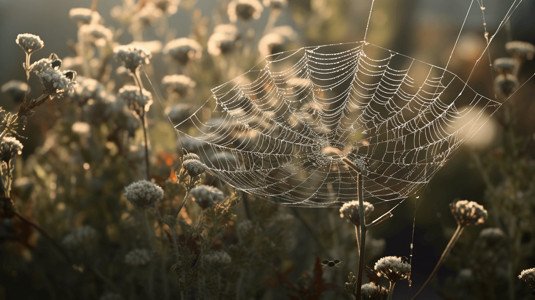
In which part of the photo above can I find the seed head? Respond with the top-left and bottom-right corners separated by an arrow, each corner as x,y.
493,57 -> 517,75
360,282 -> 386,299
69,8 -> 101,25
506,41 -> 535,61
190,185 -> 224,209
117,85 -> 153,114
0,137 -> 23,162
39,68 -> 77,95
479,227 -> 505,245
227,0 -> 263,22
207,32 -> 238,56
182,153 -> 206,177
374,256 -> 411,283
162,74 -> 196,96
1,80 -> 30,103
494,74 -> 518,99
124,248 -> 152,266
62,225 -> 97,249
163,38 -> 202,65
124,180 -> 164,209
114,45 -> 151,73
80,24 -> 113,47
16,33 -> 44,54
450,200 -> 487,227
68,76 -> 106,105
339,200 -> 374,226
518,268 -> 535,292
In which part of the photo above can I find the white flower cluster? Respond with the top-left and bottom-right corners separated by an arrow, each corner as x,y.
68,76 -> 106,105
163,38 -> 202,65
190,185 -> 224,209
62,225 -> 97,249
339,200 -> 374,226
69,8 -> 102,25
16,33 -> 44,54
117,85 -> 153,114
162,74 -> 196,96
207,24 -> 240,56
518,267 -> 535,291
1,80 -> 29,103
0,137 -> 24,162
450,200 -> 487,227
114,45 -> 151,73
506,41 -> 535,61
124,248 -> 152,266
374,256 -> 411,283
360,282 -> 385,299
258,26 -> 298,57
124,180 -> 164,209
40,68 -> 76,94
181,153 -> 206,177
227,0 -> 263,23
80,24 -> 113,47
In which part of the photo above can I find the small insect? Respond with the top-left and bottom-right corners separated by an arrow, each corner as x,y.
321,259 -> 342,268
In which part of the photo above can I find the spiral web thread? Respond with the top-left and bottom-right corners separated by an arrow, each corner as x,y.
169,1 -> 527,213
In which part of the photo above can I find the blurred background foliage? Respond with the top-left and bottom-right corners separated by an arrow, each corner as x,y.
0,0 -> 534,299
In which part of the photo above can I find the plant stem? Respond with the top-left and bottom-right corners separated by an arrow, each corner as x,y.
411,224 -> 464,299
133,70 -> 151,179
355,173 -> 367,300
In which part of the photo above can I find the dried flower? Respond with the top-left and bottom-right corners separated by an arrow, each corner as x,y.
258,27 -> 297,57
360,282 -> 386,299
494,74 -> 518,99
203,250 -> 232,265
374,256 -> 411,283
162,74 -> 196,96
450,200 -> 487,227
79,24 -> 113,47
62,225 -> 97,249
69,8 -> 101,25
117,85 -> 153,114
166,104 -> 194,126
39,68 -> 77,95
1,80 -> 30,103
16,33 -> 44,54
493,57 -> 517,75
227,0 -> 263,22
114,45 -> 151,73
133,3 -> 163,27
190,185 -> 224,209
506,41 -> 535,61
207,32 -> 238,56
518,268 -> 535,292
182,153 -> 206,177
0,137 -> 23,162
124,248 -> 152,266
124,180 -> 164,209
164,38 -> 202,65
479,227 -> 505,245
30,54 -> 58,75
339,200 -> 374,226
68,76 -> 106,105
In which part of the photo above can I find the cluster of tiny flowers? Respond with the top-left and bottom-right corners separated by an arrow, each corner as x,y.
1,80 -> 29,103
133,3 -> 163,28
506,41 -> 535,61
360,282 -> 385,299
114,45 -> 151,73
493,57 -> 517,75
124,248 -> 152,266
207,24 -> 240,56
227,0 -> 263,22
117,85 -> 153,114
68,76 -> 106,105
0,137 -> 24,162
182,153 -> 206,177
40,68 -> 77,95
374,256 -> 411,283
16,33 -> 44,54
190,185 -> 224,209
450,200 -> 487,227
162,74 -> 196,96
164,38 -> 202,65
62,225 -> 97,249
203,250 -> 232,265
124,180 -> 164,209
518,268 -> 535,291
339,200 -> 374,226
258,26 -> 297,57
79,24 -> 113,47
69,8 -> 102,25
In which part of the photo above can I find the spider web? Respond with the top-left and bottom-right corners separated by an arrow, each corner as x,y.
169,0 -> 525,212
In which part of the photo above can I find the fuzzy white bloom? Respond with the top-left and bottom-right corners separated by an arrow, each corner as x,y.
71,122 -> 91,136
30,58 -> 54,74
258,26 -> 298,57
62,225 -> 97,249
450,200 -> 487,227
506,41 -> 535,61
518,268 -> 535,291
227,0 -> 263,22
68,76 -> 105,104
114,45 -> 151,73
0,137 -> 24,162
479,227 -> 505,243
117,85 -> 153,113
181,152 -> 206,177
374,256 -> 411,283
190,185 -> 224,209
128,40 -> 163,55
16,33 -> 44,54
360,282 -> 385,298
203,250 -> 232,265
1,80 -> 30,103
124,180 -> 164,209
339,200 -> 374,226
207,24 -> 240,56
40,68 -> 76,95
80,24 -> 113,47
124,248 -> 152,266
69,8 -> 101,25
493,57 -> 517,75
164,38 -> 202,65
162,74 -> 196,96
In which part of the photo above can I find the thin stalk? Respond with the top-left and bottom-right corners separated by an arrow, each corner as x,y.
355,173 -> 367,300
133,70 -> 151,179
387,281 -> 397,300
411,225 -> 465,299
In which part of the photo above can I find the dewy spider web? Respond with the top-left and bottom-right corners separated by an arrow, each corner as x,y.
169,0 -> 526,214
